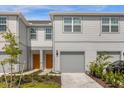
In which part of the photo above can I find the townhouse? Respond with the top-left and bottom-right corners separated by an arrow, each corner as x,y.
0,12 -> 124,73
0,12 -> 29,73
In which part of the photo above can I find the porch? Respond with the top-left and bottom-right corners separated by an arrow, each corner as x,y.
31,49 -> 53,71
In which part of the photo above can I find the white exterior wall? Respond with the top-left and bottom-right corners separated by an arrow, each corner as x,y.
53,15 -> 124,72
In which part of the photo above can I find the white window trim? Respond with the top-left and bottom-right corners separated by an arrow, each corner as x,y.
101,17 -> 119,33
30,27 -> 37,40
0,16 -> 7,32
45,27 -> 52,40
63,16 -> 82,33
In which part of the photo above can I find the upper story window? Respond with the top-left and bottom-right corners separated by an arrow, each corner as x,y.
64,17 -> 81,32
0,16 -> 7,32
30,27 -> 37,40
45,27 -> 52,40
102,17 -> 119,33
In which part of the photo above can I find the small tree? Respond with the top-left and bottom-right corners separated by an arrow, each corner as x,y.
0,29 -> 22,87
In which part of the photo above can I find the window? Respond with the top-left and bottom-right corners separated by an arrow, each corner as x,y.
64,17 -> 81,32
0,16 -> 7,32
102,17 -> 119,33
30,27 -> 37,40
45,27 -> 52,40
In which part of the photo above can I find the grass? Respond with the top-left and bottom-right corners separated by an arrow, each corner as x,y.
0,72 -> 61,88
20,82 -> 61,88
0,83 -> 6,88
0,82 -> 60,88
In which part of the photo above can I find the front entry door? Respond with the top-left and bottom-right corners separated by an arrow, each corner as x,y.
46,54 -> 53,69
33,54 -> 40,69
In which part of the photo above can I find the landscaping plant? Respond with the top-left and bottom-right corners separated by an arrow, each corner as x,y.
89,52 -> 112,78
0,29 -> 24,88
103,71 -> 124,87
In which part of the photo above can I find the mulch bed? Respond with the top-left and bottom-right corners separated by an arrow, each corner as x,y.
88,74 -> 110,88
47,76 -> 61,85
87,74 -> 124,88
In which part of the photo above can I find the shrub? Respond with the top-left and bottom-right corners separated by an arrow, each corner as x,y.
89,52 -> 111,78
103,71 -> 124,87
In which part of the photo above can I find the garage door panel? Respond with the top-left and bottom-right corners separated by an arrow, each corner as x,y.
109,52 -> 121,62
60,52 -> 85,73
98,52 -> 121,63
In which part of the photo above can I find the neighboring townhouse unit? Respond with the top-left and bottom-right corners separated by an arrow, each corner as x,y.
50,12 -> 124,73
28,20 -> 53,71
0,12 -> 29,73
1,12 -> 124,73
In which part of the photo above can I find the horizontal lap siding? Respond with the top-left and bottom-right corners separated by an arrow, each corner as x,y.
54,16 -> 124,42
31,27 -> 52,48
0,16 -> 18,50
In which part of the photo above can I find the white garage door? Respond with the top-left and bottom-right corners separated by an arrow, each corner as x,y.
60,52 -> 85,73
98,52 -> 121,62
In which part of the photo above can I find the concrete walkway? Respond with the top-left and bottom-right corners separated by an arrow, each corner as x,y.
61,73 -> 103,88
0,69 -> 40,77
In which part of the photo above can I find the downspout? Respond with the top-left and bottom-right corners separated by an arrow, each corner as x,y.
16,16 -> 20,72
50,15 -> 55,72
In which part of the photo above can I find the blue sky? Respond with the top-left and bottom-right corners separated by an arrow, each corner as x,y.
0,5 -> 124,20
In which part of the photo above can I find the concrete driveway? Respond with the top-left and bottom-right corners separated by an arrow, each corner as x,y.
61,73 -> 103,88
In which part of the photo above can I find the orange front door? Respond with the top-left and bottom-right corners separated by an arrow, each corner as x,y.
46,54 -> 53,69
33,54 -> 40,69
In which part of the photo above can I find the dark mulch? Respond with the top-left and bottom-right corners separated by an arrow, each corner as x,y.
41,75 -> 61,85
88,74 -> 110,88
87,74 -> 124,88
51,76 -> 61,85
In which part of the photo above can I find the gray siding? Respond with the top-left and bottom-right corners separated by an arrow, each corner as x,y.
18,19 -> 28,71
53,15 -> 124,72
53,16 -> 124,42
0,16 -> 18,50
0,16 -> 19,73
30,27 -> 52,48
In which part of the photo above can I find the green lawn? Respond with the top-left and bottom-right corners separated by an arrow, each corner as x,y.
0,73 -> 61,88
0,82 -> 60,88
0,83 -> 6,88
20,82 -> 60,88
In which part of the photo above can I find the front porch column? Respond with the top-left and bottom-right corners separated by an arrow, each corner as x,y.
40,50 -> 44,70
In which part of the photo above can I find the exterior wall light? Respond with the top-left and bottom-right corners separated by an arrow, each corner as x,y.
56,50 -> 58,56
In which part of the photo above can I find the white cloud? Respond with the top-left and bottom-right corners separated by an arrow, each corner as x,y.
0,5 -> 108,20
0,5 -> 108,12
